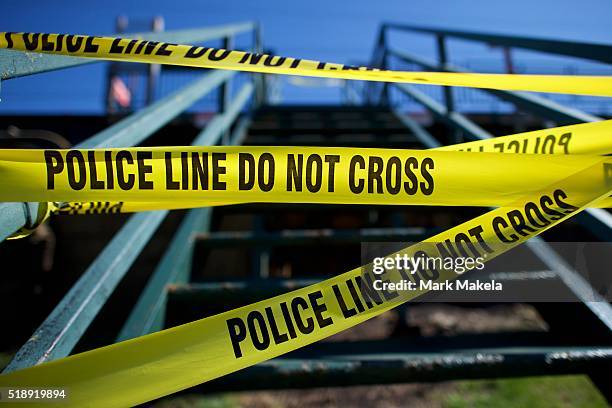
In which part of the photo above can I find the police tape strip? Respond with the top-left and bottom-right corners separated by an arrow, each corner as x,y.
2,32 -> 612,97
0,147 -> 609,208
1,157 -> 610,408
435,119 -> 612,154
47,119 -> 612,215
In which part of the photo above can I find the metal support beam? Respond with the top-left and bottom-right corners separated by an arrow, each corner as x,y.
385,23 -> 612,65
0,71 -> 234,241
168,279 -> 320,306
117,92 -> 254,340
3,210 -> 168,372
146,16 -> 165,106
79,70 -> 233,148
195,227 -> 436,247
195,82 -> 253,146
387,47 -> 600,125
116,208 -> 211,341
436,35 -> 454,113
395,82 -> 493,140
191,346 -> 612,392
436,34 -> 460,143
218,35 -> 234,144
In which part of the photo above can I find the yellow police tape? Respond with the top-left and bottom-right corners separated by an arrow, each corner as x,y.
1,29 -> 611,408
435,119 -> 612,154
46,119 -> 612,215
1,157 -> 610,407
0,147 -> 608,207
2,32 -> 612,96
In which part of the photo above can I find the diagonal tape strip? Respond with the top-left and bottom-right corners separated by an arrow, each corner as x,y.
0,157 -> 610,407
2,32 -> 612,96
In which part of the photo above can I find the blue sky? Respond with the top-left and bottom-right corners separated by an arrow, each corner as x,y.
1,0 -> 611,114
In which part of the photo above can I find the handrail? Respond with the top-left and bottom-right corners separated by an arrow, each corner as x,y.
116,85 -> 254,341
376,24 -> 612,240
384,23 -> 612,65
0,21 -> 260,241
380,24 -> 612,341
2,74 -> 246,372
395,83 -> 493,140
0,70 -> 233,241
389,107 -> 612,337
0,22 -> 256,80
3,211 -> 169,372
80,70 -> 233,149
1,22 -> 260,371
386,47 -> 600,125
3,77 -> 256,370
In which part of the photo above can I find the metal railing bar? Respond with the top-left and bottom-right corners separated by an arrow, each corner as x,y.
391,89 -> 612,333
191,346 -> 612,391
3,70 -> 246,371
393,79 -> 612,237
527,238 -> 612,331
387,47 -> 600,125
116,86 -> 254,341
391,107 -> 451,149
0,22 -> 256,80
395,83 -> 493,140
230,116 -> 252,146
0,71 -> 234,242
116,208 -> 210,342
79,70 -> 233,148
193,82 -> 253,146
384,23 -> 612,65
194,227 -> 436,246
3,210 -> 169,372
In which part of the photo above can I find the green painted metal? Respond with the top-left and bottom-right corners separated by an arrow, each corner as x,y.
116,208 -> 211,341
230,116 -> 252,146
387,47 -> 600,125
0,70 -> 234,242
194,82 -> 254,146
389,81 -> 612,338
245,134 -> 422,147
195,344 -> 612,393
169,279 -> 320,301
2,21 -> 257,369
195,227 -> 437,247
394,83 -> 493,140
385,23 -> 612,65
3,210 -> 169,372
117,91 -> 254,340
0,202 -> 41,241
79,70 -> 233,148
0,22 -> 256,80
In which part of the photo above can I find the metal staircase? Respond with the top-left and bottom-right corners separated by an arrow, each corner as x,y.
1,21 -> 611,403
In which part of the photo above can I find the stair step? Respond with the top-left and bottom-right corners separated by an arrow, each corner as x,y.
180,336 -> 612,391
